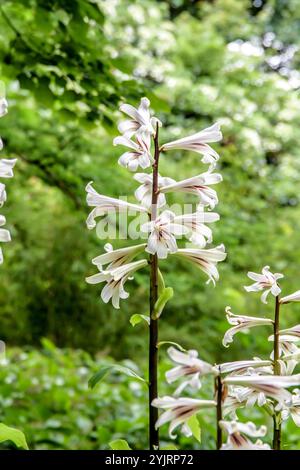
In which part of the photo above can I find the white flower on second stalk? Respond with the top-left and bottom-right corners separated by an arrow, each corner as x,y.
118,97 -> 161,139
134,172 -> 175,209
218,359 -> 273,376
219,421 -> 270,450
173,206 -> 220,247
0,215 -> 11,264
281,389 -> 300,427
85,181 -> 147,230
222,306 -> 274,347
113,135 -> 153,171
166,347 -> 217,396
174,244 -> 227,285
280,290 -> 300,304
161,122 -> 222,167
224,374 -> 300,404
152,396 -> 216,439
160,168 -> 222,210
244,265 -> 283,304
86,259 -> 147,309
268,325 -> 300,360
141,210 -> 188,259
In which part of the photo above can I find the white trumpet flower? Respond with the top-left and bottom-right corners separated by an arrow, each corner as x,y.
269,326 -> 300,361
224,374 -> 300,403
270,325 -> 300,344
0,183 -> 6,207
118,97 -> 161,139
282,390 -> 300,427
85,181 -> 147,229
219,421 -> 270,450
141,210 -> 188,259
0,98 -> 8,118
86,259 -> 147,309
280,290 -> 300,304
219,359 -> 272,376
160,169 -> 222,209
161,123 -> 222,166
222,306 -> 273,347
91,243 -> 146,270
152,396 -> 216,439
0,215 -> 11,264
174,208 -> 219,247
175,244 -> 226,285
0,159 -> 17,178
113,135 -> 153,171
244,265 -> 283,304
166,347 -> 216,396
134,172 -> 175,209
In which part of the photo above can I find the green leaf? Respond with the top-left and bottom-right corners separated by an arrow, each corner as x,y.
129,314 -> 150,327
109,439 -> 132,450
0,423 -> 28,450
152,287 -> 174,319
157,269 -> 165,294
187,415 -> 201,443
161,444 -> 178,450
89,364 -> 147,389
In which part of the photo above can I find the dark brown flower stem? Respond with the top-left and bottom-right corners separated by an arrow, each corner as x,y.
149,123 -> 160,450
215,371 -> 223,449
273,295 -> 281,450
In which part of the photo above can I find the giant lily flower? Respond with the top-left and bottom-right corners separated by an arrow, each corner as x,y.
269,325 -> 300,344
282,390 -> 300,427
85,181 -> 147,229
118,97 -> 161,139
113,135 -> 153,171
244,266 -> 283,304
219,421 -> 270,450
0,159 -> 17,178
134,172 -> 175,209
160,169 -> 222,209
0,183 -> 6,207
0,98 -> 8,150
0,98 -> 8,117
280,290 -> 300,304
86,259 -> 147,309
152,396 -> 216,439
141,210 -> 188,259
161,123 -> 222,167
219,359 -> 272,376
0,215 -> 11,264
174,207 -> 219,248
222,306 -> 273,347
174,244 -> 226,285
166,347 -> 217,396
224,374 -> 300,403
91,243 -> 146,270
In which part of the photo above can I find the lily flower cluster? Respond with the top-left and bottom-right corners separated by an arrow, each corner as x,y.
151,345 -> 272,448
220,266 -> 300,447
154,266 -> 300,449
0,97 -> 16,264
85,97 -> 226,307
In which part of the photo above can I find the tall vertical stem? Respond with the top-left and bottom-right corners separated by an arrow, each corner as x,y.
215,371 -> 223,450
273,295 -> 281,450
149,124 -> 160,449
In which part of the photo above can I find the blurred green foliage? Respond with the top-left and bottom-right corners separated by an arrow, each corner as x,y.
0,0 -> 300,448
